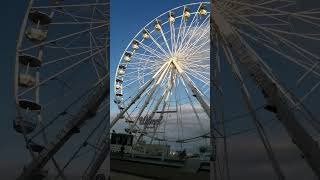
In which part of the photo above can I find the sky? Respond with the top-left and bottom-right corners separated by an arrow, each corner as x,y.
0,0 -> 29,168
1,0 -> 320,179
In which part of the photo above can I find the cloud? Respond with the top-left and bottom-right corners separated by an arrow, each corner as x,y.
216,133 -> 317,180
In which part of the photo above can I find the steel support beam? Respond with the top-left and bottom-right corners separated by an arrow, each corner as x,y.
82,136 -> 110,180
16,83 -> 108,180
172,60 -> 210,117
110,61 -> 170,128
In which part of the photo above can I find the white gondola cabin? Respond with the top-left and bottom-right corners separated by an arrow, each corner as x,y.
168,12 -> 175,23
142,29 -> 150,39
124,52 -> 132,62
183,7 -> 191,19
155,20 -> 161,31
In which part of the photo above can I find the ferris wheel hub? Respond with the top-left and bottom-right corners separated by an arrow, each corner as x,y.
169,56 -> 178,62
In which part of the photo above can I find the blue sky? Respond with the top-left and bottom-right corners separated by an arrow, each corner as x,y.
0,0 -> 27,156
0,1 -> 30,178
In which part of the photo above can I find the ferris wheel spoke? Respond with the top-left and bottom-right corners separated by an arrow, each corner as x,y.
186,35 -> 210,53
63,33 -> 85,49
125,61 -> 163,71
17,82 -> 107,179
172,60 -> 210,117
170,24 -> 177,55
185,70 -> 210,87
184,59 -> 210,66
293,15 -> 320,31
122,68 -> 161,84
177,8 -> 203,51
131,56 -> 158,63
230,1 -> 288,19
129,63 -> 171,131
178,76 -> 206,132
184,39 -> 210,58
263,26 -> 320,41
227,0 -> 320,23
133,53 -> 162,63
297,62 -> 320,86
137,93 -> 166,140
178,20 -> 202,52
94,5 -> 109,19
123,76 -> 154,88
237,22 -> 320,79
174,16 -> 187,53
232,17 -> 281,46
235,32 -> 299,105
241,8 -> 293,27
158,25 -> 173,56
33,3 -> 109,9
185,54 -> 210,60
134,52 -> 159,58
220,39 -> 286,179
183,59 -> 210,66
89,30 -> 108,66
146,32 -> 172,57
121,68 -> 149,78
54,113 -> 108,180
111,61 -> 170,128
179,17 -> 210,54
42,48 -> 99,66
59,7 -> 81,22
45,45 -> 103,50
236,13 -> 320,61
184,48 -> 210,59
185,66 -> 210,76
174,78 -> 184,141
138,40 -> 168,59
224,0 -> 294,14
235,26 -> 280,46
299,81 -> 320,103
184,30 -> 210,52
90,58 -> 102,80
179,28 -> 209,55
271,2 -> 297,11
183,60 -> 210,69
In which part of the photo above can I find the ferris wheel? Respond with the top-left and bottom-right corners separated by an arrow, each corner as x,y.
14,0 -> 109,179
111,2 -> 211,146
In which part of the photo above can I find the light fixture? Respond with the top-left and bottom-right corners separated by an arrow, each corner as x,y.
118,65 -> 126,75
199,5 -> 207,16
155,20 -> 161,31
142,29 -> 150,39
124,52 -> 132,62
132,40 -> 139,50
183,7 -> 191,19
168,12 -> 175,23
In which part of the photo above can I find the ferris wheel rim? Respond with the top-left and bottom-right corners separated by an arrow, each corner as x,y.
113,1 -> 210,97
111,1 -> 211,145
